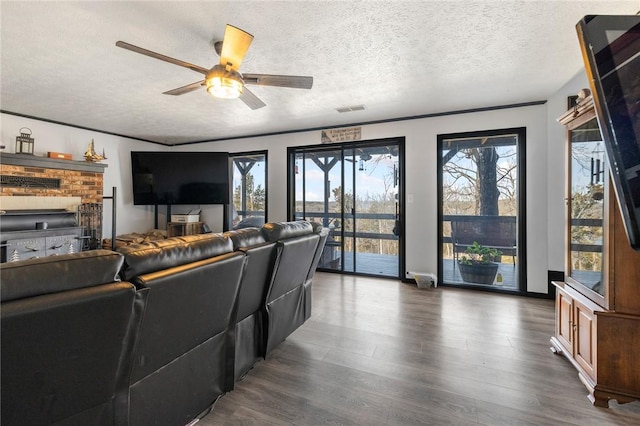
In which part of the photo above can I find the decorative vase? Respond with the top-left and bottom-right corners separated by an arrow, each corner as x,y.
458,262 -> 499,285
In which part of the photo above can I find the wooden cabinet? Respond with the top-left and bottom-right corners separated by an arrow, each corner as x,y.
551,92 -> 640,407
573,297 -> 596,380
555,286 -> 574,355
167,222 -> 203,238
554,284 -> 597,380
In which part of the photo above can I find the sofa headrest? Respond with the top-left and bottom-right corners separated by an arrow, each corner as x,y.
261,221 -> 313,242
117,233 -> 233,280
225,227 -> 266,249
0,250 -> 124,303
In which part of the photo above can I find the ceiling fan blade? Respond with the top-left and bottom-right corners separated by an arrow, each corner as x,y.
163,80 -> 205,96
219,25 -> 254,71
239,87 -> 266,110
243,73 -> 313,89
116,41 -> 210,75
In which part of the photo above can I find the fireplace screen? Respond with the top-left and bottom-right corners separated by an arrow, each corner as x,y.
77,203 -> 103,250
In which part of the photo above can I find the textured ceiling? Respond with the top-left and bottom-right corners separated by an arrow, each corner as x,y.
1,1 -> 639,145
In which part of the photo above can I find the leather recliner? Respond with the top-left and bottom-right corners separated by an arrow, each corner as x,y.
261,221 -> 321,355
0,222 -> 327,426
224,227 -> 278,382
117,234 -> 246,426
304,222 -> 329,321
1,250 -> 138,426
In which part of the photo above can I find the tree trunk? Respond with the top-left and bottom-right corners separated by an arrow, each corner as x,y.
476,147 -> 499,216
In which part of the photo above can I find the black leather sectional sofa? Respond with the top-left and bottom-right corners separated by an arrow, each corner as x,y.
1,221 -> 328,426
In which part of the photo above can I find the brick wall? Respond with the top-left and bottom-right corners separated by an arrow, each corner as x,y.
0,163 -> 104,204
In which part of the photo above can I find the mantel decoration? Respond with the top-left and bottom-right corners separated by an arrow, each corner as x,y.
84,139 -> 106,162
458,241 -> 502,285
15,127 -> 35,155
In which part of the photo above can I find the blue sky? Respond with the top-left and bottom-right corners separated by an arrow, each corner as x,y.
295,155 -> 397,202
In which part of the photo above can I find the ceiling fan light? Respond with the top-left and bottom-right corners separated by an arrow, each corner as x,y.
207,74 -> 243,99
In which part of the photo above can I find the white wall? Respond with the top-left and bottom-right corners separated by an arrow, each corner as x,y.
3,100 -> 566,294
1,113 -> 169,238
177,104 -> 550,293
546,70 -> 591,273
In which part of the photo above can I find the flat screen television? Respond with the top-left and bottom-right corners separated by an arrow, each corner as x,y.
131,151 -> 230,205
577,14 -> 640,251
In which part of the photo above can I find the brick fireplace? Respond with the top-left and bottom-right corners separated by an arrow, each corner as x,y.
0,153 -> 106,204
0,153 -> 108,261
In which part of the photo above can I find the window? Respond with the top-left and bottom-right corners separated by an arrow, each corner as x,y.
230,151 -> 267,229
437,128 -> 526,292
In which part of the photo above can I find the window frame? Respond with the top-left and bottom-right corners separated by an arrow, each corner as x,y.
229,150 -> 268,229
436,127 -> 527,293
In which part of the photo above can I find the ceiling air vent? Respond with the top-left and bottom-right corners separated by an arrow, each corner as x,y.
336,105 -> 365,113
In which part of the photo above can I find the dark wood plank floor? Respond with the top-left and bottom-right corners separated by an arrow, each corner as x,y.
199,273 -> 640,425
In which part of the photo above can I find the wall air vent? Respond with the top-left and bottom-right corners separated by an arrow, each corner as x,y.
336,105 -> 366,113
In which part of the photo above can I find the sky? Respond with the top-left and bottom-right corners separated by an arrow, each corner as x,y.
294,154 -> 397,202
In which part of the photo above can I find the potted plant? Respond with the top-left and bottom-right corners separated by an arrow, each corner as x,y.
458,241 -> 502,285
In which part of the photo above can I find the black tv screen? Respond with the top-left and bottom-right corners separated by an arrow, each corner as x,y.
131,151 -> 230,205
577,15 -> 640,250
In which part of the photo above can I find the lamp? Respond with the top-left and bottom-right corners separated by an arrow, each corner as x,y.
206,65 -> 244,99
15,127 -> 34,155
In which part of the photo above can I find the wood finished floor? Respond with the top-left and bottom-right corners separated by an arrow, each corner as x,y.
200,273 -> 640,425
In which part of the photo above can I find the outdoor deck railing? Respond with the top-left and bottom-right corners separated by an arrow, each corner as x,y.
293,212 -> 398,241
286,213 -> 602,255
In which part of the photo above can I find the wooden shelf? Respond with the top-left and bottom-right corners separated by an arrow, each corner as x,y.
0,152 -> 107,173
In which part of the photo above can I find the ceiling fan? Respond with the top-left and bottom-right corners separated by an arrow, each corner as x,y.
116,24 -> 313,109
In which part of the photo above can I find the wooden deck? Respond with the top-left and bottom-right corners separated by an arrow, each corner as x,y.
318,251 -> 520,290
319,251 -> 400,277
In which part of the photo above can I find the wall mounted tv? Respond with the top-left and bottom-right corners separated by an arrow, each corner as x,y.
131,151 -> 230,205
577,15 -> 640,251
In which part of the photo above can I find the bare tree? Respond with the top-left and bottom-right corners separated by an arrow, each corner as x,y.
442,144 -> 517,216
474,146 -> 499,216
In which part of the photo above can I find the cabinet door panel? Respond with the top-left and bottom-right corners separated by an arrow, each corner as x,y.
557,290 -> 573,353
6,238 -> 47,261
46,235 -> 79,256
574,300 -> 596,380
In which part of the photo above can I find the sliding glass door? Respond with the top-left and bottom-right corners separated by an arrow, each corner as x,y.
290,138 -> 403,278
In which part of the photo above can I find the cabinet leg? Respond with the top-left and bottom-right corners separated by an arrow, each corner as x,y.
590,389 -> 638,407
588,391 -> 609,408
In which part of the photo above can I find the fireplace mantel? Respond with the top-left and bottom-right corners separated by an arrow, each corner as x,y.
0,153 -> 107,173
